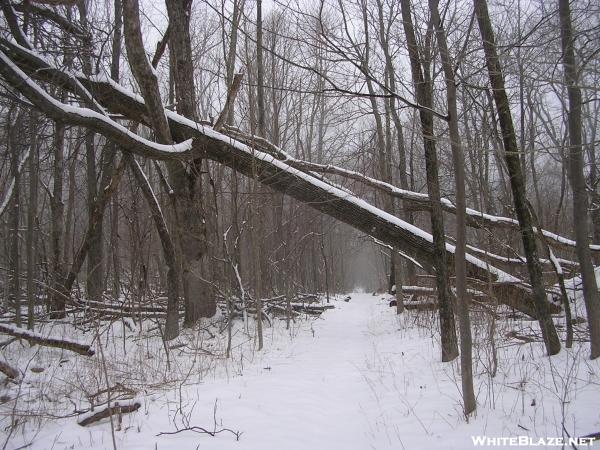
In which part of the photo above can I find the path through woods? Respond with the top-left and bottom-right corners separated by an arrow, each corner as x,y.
20,293 -> 599,450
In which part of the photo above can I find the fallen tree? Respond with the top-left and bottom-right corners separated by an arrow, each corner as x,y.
0,323 -> 95,356
224,125 -> 598,254
77,399 -> 141,427
0,37 -> 560,318
0,359 -> 20,379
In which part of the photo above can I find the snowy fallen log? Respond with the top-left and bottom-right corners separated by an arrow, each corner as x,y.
397,285 -> 488,300
0,323 -> 95,356
0,359 -> 20,379
225,125 -> 596,255
0,39 -> 559,319
294,293 -> 320,303
404,300 -> 438,311
77,399 -> 141,427
77,298 -> 173,314
267,304 -> 301,317
260,295 -> 287,304
290,303 -> 335,314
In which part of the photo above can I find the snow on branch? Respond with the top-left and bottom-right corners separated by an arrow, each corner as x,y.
0,49 -> 194,161
0,359 -> 20,379
0,323 -> 95,356
77,398 -> 141,426
0,41 -> 557,318
221,125 -> 594,253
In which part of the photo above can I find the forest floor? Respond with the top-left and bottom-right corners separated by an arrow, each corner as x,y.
2,292 -> 600,449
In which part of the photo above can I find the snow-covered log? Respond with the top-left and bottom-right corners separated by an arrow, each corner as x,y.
0,323 -> 95,356
77,399 -> 141,427
223,125 -> 597,254
0,38 -> 559,319
0,359 -> 20,379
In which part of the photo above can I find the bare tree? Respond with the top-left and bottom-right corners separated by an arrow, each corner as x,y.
558,0 -> 600,359
473,0 -> 560,355
429,0 -> 476,414
400,0 -> 458,362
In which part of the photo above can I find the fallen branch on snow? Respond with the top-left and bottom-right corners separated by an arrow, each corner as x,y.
77,399 -> 141,426
0,323 -> 95,356
156,426 -> 242,440
0,359 -> 20,379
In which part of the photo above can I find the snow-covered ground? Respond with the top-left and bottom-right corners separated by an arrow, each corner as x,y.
2,293 -> 600,449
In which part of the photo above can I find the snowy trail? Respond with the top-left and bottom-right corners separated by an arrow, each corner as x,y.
161,294 -> 395,450
28,293 -> 600,450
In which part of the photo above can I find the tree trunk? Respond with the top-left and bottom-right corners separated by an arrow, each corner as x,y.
126,155 -> 180,340
473,0 -> 560,356
8,109 -> 21,326
400,0 -> 458,362
26,112 -> 39,329
110,0 -> 123,301
252,0 -> 265,349
49,120 -> 66,318
78,0 -> 104,303
165,0 -> 214,324
63,160 -> 126,297
558,0 -> 600,359
392,251 -> 404,313
429,0 -> 476,414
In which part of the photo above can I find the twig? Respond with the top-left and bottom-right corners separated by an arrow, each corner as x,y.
156,426 -> 242,440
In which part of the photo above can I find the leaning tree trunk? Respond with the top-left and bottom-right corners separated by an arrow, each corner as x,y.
0,39 -> 563,319
126,155 -> 180,340
474,0 -> 560,355
429,0 -> 476,415
400,0 -> 458,362
122,0 -> 182,336
558,0 -> 600,359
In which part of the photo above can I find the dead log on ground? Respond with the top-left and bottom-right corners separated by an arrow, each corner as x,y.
290,304 -> 335,315
0,323 -> 95,356
77,400 -> 141,426
0,359 -> 19,379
